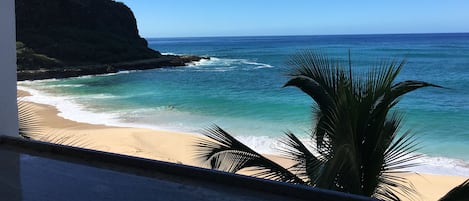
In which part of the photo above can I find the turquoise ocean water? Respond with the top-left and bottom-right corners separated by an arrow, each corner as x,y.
19,33 -> 469,176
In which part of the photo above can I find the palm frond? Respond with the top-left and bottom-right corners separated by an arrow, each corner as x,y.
18,95 -> 93,148
391,80 -> 443,98
374,173 -> 419,201
17,98 -> 44,139
285,51 -> 344,153
286,50 -> 345,105
438,179 -> 469,201
195,125 -> 305,184
373,80 -> 443,114
373,121 -> 421,201
37,131 -> 95,148
278,131 -> 323,184
283,75 -> 334,110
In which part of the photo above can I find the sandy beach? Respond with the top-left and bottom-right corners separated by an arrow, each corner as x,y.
18,90 -> 467,201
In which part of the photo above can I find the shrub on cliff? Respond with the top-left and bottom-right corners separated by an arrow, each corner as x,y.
16,42 -> 63,70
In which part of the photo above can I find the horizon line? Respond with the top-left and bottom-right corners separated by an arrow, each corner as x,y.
144,31 -> 469,39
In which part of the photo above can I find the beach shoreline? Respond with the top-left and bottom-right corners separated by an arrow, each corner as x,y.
18,89 -> 468,200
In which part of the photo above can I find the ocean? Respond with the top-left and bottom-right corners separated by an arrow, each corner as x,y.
18,33 -> 469,176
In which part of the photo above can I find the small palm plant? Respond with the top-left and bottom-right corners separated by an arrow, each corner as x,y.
195,50 -> 441,201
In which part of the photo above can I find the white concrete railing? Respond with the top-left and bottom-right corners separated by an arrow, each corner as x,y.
0,0 -> 19,137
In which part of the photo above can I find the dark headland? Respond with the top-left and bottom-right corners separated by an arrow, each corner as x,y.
16,0 -> 207,81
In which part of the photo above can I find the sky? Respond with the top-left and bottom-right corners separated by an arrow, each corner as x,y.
119,0 -> 469,38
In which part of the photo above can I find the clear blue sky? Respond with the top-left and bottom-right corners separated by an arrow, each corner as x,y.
119,0 -> 469,38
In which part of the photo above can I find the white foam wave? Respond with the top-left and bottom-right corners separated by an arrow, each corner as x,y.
188,57 -> 274,71
18,79 -> 58,85
193,57 -> 231,66
18,84 -> 197,133
161,52 -> 181,56
236,135 -> 281,154
18,85 -> 123,127
242,60 -> 274,69
78,94 -> 121,99
408,156 -> 469,177
113,70 -> 134,74
188,58 -> 213,66
44,84 -> 85,88
75,70 -> 137,79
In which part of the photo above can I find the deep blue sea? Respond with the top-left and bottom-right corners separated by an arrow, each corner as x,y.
19,33 -> 469,176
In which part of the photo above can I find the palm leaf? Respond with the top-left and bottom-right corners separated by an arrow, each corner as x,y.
438,179 -> 469,201
278,131 -> 323,184
283,75 -> 334,111
287,50 -> 340,95
195,125 -> 305,184
372,80 -> 443,115
285,51 -> 343,153
18,95 -> 93,148
374,120 -> 422,201
17,97 -> 44,139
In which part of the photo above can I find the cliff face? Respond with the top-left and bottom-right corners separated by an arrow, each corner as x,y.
16,0 -> 161,69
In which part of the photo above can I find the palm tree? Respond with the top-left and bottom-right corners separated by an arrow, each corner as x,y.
195,50 -> 441,201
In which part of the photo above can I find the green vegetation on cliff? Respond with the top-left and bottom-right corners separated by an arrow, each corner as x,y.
16,42 -> 63,70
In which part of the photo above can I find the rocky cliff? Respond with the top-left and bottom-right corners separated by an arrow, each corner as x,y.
16,0 -> 205,80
